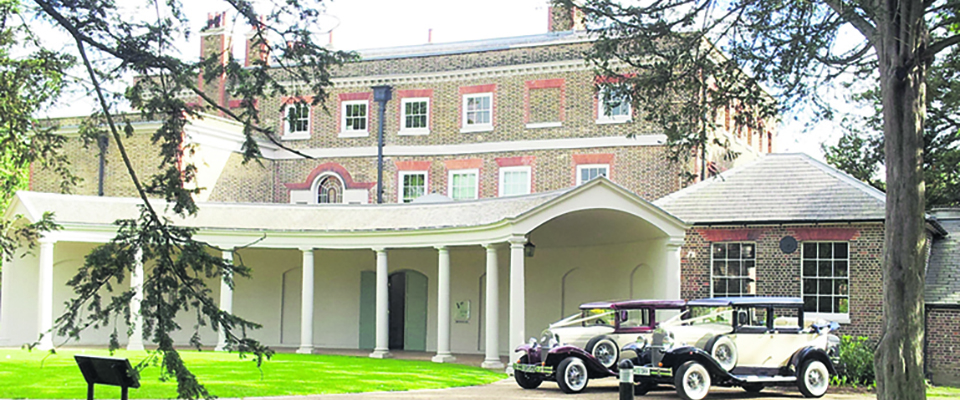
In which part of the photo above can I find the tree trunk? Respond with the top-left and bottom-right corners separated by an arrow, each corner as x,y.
874,1 -> 928,399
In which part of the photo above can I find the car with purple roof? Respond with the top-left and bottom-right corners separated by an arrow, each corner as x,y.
511,299 -> 686,393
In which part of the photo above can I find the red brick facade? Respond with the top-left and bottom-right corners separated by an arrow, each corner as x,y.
926,307 -> 960,386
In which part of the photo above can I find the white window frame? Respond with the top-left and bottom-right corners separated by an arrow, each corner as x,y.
339,99 -> 369,137
498,166 -> 531,197
709,242 -> 757,298
596,87 -> 631,124
282,102 -> 311,140
447,169 -> 479,200
800,241 -> 851,324
398,171 -> 428,203
576,164 -> 609,185
400,97 -> 430,135
461,93 -> 493,133
311,173 -> 344,204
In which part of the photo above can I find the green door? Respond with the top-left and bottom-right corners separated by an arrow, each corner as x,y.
404,271 -> 428,352
358,271 -> 376,350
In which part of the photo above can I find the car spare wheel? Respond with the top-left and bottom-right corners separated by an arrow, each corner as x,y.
706,335 -> 738,371
797,359 -> 830,398
514,355 -> 543,389
556,357 -> 590,394
675,361 -> 711,400
586,335 -> 619,369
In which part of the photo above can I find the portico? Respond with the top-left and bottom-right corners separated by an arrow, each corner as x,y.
0,178 -> 688,368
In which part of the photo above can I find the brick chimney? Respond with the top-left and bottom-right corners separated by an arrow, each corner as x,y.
199,12 -> 230,113
245,17 -> 269,67
548,4 -> 586,32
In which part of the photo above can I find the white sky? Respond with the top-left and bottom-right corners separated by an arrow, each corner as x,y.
46,0 -> 853,159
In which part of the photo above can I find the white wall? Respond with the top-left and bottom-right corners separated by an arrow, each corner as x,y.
0,248 -> 40,346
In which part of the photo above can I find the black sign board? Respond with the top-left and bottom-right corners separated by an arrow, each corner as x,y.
74,355 -> 140,400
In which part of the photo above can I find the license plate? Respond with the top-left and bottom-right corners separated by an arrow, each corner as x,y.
636,366 -> 650,376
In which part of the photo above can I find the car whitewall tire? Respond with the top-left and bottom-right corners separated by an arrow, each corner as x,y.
675,361 -> 711,400
586,336 -> 619,369
798,359 -> 830,398
707,335 -> 738,371
556,357 -> 589,394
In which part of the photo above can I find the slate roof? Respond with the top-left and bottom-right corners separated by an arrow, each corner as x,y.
356,30 -> 588,61
653,153 -> 887,225
10,188 -> 568,232
926,210 -> 960,305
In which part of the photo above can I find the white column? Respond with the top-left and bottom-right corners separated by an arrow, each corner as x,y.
481,243 -> 503,369
37,239 -> 55,350
127,247 -> 145,351
297,248 -> 315,354
432,246 -> 455,363
665,238 -> 684,300
508,236 -> 527,365
215,250 -> 234,351
369,248 -> 392,358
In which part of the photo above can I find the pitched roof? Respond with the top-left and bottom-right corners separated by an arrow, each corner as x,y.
926,209 -> 960,305
653,153 -> 887,225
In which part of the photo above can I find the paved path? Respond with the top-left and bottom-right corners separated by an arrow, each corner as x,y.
251,378 -> 874,400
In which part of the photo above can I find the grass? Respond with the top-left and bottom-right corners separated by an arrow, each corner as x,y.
928,385 -> 960,398
0,348 -> 506,399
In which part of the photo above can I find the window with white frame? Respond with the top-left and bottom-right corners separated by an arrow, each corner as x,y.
399,171 -> 427,203
711,242 -> 756,297
315,175 -> 343,204
462,93 -> 492,132
498,166 -> 531,197
401,98 -> 429,134
283,102 -> 310,139
576,164 -> 609,185
597,87 -> 631,123
448,169 -> 479,200
801,242 -> 849,315
341,100 -> 368,135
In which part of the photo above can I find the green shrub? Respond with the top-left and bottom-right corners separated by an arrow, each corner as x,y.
832,335 -> 876,387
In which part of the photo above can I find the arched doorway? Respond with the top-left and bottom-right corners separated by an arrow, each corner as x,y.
358,270 -> 428,351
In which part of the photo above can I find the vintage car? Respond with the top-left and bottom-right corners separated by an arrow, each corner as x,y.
512,299 -> 686,393
626,297 -> 840,400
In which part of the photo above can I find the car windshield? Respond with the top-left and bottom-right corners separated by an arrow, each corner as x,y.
682,306 -> 733,327
580,308 -> 615,327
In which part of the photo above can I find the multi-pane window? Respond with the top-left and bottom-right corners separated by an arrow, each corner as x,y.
448,169 -> 478,200
399,172 -> 427,203
801,242 -> 850,315
576,164 -> 609,185
316,176 -> 342,204
284,103 -> 310,137
597,87 -> 631,123
463,93 -> 492,130
499,166 -> 531,197
711,242 -> 756,297
341,100 -> 368,133
401,98 -> 429,133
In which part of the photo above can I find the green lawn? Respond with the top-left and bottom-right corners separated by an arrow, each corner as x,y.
928,385 -> 960,398
0,348 -> 505,399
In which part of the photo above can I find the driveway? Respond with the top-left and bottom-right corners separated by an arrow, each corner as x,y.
256,378 -> 874,400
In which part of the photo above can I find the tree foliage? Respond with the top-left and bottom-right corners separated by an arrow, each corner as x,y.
21,0 -> 353,398
558,0 -> 960,399
824,48 -> 960,208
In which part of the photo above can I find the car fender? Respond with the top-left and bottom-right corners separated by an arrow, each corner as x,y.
622,342 -> 645,357
661,346 -> 736,380
791,346 -> 838,376
545,346 -> 616,377
515,343 -> 541,364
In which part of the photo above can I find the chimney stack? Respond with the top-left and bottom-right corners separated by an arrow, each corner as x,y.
548,4 -> 586,32
245,16 -> 269,67
199,11 -> 230,114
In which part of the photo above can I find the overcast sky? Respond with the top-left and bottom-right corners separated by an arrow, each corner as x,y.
47,0 -> 849,158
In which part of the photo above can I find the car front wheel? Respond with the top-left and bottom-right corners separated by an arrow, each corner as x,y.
586,336 -> 619,369
514,355 -> 543,389
556,357 -> 589,393
707,335 -> 738,371
675,361 -> 711,400
798,359 -> 830,398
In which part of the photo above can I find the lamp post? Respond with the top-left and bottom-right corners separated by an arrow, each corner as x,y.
372,85 -> 392,204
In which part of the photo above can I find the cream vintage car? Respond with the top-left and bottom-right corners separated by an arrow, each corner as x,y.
627,297 -> 840,400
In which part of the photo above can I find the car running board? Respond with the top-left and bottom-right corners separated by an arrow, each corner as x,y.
735,375 -> 797,384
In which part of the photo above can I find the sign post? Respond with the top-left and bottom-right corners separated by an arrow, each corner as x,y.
74,355 -> 140,400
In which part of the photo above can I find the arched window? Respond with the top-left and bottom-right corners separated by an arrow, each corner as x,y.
316,175 -> 343,204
